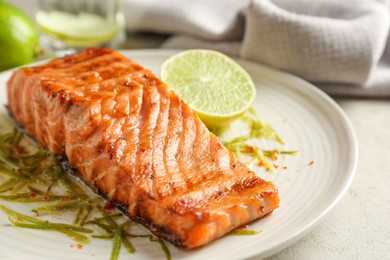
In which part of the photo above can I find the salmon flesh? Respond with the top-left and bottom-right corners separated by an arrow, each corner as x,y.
6,47 -> 279,249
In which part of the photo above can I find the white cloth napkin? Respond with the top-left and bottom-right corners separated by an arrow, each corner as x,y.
124,0 -> 390,98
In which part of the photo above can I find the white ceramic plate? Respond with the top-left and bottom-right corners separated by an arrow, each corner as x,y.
0,49 -> 357,260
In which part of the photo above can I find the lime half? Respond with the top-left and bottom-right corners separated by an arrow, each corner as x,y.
161,49 -> 256,128
36,10 -> 119,45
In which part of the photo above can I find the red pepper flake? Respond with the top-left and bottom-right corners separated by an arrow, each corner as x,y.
269,150 -> 278,160
71,244 -> 84,249
257,160 -> 265,167
43,196 -> 49,201
246,145 -> 254,152
282,166 -> 288,170
308,160 -> 314,166
30,193 -> 37,198
15,146 -> 26,154
103,202 -> 114,210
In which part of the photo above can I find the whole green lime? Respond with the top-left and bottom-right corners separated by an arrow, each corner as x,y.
0,1 -> 39,71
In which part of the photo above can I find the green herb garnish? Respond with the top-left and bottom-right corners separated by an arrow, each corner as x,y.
217,108 -> 298,172
230,228 -> 262,235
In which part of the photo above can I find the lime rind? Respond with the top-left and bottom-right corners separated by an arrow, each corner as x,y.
160,49 -> 256,127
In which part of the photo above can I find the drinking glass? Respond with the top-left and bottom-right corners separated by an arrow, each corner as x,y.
35,0 -> 125,56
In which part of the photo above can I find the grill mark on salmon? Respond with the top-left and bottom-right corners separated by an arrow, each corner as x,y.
164,94 -> 185,197
6,47 -> 279,249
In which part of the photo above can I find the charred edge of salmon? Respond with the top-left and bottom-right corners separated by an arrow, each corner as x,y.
6,108 -> 185,247
57,156 -> 186,248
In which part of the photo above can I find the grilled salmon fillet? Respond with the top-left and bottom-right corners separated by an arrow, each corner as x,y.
6,47 -> 279,249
